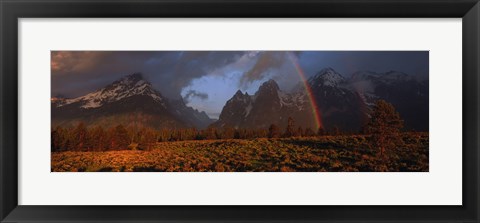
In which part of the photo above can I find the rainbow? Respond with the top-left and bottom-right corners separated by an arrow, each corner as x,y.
287,52 -> 323,130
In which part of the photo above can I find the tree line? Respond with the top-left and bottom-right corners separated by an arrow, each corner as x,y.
51,118 -> 333,152
52,100 -> 405,153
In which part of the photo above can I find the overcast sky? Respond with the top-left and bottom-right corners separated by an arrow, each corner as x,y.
51,51 -> 428,119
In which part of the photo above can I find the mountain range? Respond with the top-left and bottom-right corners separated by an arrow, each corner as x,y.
211,67 -> 428,131
51,68 -> 428,132
51,73 -> 214,129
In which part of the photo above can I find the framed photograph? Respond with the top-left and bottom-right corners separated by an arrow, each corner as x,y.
1,0 -> 479,222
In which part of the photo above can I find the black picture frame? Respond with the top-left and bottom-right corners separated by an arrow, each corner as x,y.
1,0 -> 479,222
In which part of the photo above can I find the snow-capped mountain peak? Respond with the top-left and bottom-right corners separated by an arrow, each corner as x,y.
310,67 -> 345,87
55,73 -> 165,109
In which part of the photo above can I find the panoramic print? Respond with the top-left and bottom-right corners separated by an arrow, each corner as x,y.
51,51 -> 429,172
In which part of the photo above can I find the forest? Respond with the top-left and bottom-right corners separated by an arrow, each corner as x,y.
52,118 -> 336,152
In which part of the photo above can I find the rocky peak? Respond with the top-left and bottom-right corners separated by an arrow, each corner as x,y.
125,72 -> 143,81
260,79 -> 280,90
256,79 -> 280,99
228,90 -> 252,105
310,67 -> 345,87
109,72 -> 149,90
233,90 -> 245,98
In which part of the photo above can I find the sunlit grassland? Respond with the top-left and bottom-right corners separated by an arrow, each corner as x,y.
51,133 -> 428,172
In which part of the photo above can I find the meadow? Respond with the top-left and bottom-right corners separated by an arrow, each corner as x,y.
51,133 -> 428,172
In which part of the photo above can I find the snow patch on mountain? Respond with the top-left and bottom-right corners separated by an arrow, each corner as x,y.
245,103 -> 253,116
309,67 -> 346,87
56,73 -> 166,109
277,90 -> 307,111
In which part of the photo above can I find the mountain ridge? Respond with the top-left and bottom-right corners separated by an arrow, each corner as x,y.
51,73 -> 214,129
212,68 -> 428,132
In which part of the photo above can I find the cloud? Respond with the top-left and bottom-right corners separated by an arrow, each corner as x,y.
51,50 -> 429,102
239,52 -> 289,88
51,51 -> 110,74
183,90 -> 208,103
51,51 -> 246,98
155,51 -> 245,98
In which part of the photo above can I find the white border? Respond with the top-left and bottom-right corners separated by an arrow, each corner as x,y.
19,18 -> 462,205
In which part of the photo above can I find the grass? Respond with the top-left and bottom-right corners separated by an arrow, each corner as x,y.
51,133 -> 428,172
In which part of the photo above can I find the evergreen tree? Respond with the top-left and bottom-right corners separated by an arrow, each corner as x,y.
205,127 -> 217,140
72,122 -> 88,151
256,129 -> 268,138
268,124 -> 281,138
222,127 -> 235,139
51,127 -> 64,152
284,117 -> 296,137
233,129 -> 241,139
304,127 -> 315,137
317,127 -> 325,136
90,126 -> 107,151
297,127 -> 304,137
109,125 -> 130,150
366,100 -> 404,155
332,126 -> 341,136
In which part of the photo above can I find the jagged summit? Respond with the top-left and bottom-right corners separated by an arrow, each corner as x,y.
310,67 -> 345,87
318,67 -> 337,74
127,72 -> 143,79
117,72 -> 148,86
110,72 -> 144,86
211,78 -> 312,129
55,73 -> 164,109
261,79 -> 280,88
257,79 -> 280,94
228,89 -> 252,104
233,90 -> 244,97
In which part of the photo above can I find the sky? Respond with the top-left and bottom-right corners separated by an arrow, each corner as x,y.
51,51 -> 429,119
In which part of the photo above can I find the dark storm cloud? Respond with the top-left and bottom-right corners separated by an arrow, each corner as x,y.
238,51 -> 310,91
52,51 -> 429,101
239,51 -> 289,88
51,51 -> 245,98
156,51 -> 245,98
183,90 -> 209,103
51,51 -> 167,97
